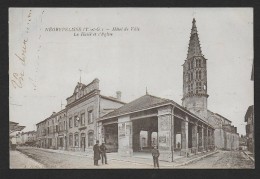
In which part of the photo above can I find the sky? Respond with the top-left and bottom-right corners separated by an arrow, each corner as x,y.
9,8 -> 253,135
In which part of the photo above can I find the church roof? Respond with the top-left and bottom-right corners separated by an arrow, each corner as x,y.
187,18 -> 203,59
100,94 -> 171,120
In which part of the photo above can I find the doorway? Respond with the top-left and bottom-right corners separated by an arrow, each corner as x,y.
81,133 -> 86,152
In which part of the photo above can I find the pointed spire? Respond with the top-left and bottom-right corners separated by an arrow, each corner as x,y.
146,87 -> 149,95
187,18 -> 203,59
191,18 -> 198,34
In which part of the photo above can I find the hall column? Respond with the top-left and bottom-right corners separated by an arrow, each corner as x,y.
157,106 -> 174,162
201,125 -> 205,152
133,124 -> 140,152
209,128 -> 214,150
197,125 -> 202,152
97,121 -> 103,143
118,115 -> 133,157
205,127 -> 209,151
212,129 -> 215,150
191,121 -> 198,154
181,116 -> 189,157
174,131 -> 177,149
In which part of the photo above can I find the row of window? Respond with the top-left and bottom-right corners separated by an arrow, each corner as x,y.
69,110 -> 94,128
187,70 -> 203,81
37,114 -> 66,129
58,120 -> 67,132
187,82 -> 203,93
188,58 -> 203,70
68,132 -> 94,147
39,111 -> 94,136
46,125 -> 59,134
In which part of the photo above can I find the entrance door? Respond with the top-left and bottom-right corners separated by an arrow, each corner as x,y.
81,133 -> 86,151
60,137 -> 63,148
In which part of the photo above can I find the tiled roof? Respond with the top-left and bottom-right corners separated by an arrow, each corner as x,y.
100,95 -> 126,104
208,109 -> 232,123
101,94 -> 171,119
100,94 -> 215,129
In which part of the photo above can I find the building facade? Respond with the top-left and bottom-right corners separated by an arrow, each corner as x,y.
208,112 -> 239,150
36,78 -> 125,153
245,105 -> 254,154
57,109 -> 67,150
36,119 -> 47,148
244,62 -> 254,155
16,130 -> 37,146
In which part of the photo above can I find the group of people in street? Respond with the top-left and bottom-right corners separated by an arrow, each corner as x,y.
93,140 -> 108,166
93,140 -> 160,168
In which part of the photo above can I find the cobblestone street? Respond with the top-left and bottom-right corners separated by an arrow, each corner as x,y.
10,147 -> 254,169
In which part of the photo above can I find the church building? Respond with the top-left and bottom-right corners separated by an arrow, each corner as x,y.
182,18 -> 239,150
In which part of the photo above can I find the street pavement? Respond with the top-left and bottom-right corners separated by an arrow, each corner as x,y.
12,147 -> 254,169
10,150 -> 44,169
175,150 -> 254,169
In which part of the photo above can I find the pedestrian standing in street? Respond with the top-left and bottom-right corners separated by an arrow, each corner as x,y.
93,140 -> 101,166
100,142 -> 108,164
151,145 -> 160,169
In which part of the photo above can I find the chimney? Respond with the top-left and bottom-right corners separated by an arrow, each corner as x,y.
116,91 -> 121,101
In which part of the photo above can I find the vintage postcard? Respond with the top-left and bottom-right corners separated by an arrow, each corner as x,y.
9,8 -> 254,169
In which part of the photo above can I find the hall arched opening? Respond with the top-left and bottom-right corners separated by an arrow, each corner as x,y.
132,116 -> 158,153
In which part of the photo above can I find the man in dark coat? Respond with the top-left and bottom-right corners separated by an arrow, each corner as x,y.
93,140 -> 101,166
151,145 -> 160,168
100,142 -> 108,164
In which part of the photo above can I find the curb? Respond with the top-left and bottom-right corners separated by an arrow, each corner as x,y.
174,150 -> 219,167
243,151 -> 255,162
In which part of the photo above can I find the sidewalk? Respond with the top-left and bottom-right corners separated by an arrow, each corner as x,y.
10,150 -> 44,169
24,147 -> 218,168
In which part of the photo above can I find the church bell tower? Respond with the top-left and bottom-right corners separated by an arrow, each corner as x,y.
182,18 -> 209,120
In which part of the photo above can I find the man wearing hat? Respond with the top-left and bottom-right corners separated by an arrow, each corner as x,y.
100,142 -> 108,164
151,145 -> 160,168
93,140 -> 101,166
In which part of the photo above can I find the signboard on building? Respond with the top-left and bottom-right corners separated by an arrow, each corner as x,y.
118,123 -> 125,138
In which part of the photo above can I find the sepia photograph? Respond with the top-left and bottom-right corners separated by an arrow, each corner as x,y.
9,8 -> 254,169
